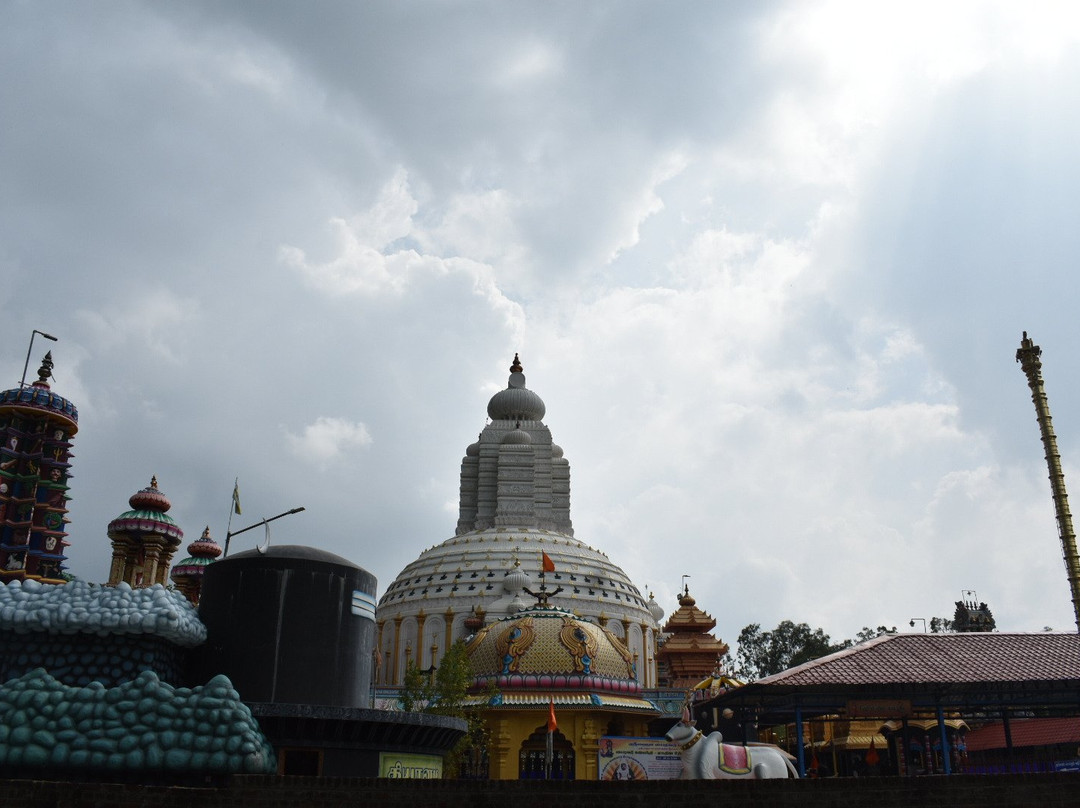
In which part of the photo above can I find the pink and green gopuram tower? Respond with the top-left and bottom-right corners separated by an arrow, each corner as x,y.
0,352 -> 79,584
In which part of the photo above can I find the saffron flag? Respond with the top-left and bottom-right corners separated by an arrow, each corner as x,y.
547,695 -> 557,733
865,737 -> 880,766
232,481 -> 242,515
542,551 -> 556,573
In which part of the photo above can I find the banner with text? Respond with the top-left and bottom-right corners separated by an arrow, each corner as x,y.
598,736 -> 684,780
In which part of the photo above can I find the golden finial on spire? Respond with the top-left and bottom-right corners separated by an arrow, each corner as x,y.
510,353 -> 523,373
150,475 -> 158,489
36,352 -> 54,385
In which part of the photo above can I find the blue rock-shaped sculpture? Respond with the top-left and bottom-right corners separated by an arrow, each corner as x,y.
0,668 -> 275,774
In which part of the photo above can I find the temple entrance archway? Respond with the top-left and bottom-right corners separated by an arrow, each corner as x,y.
518,725 -> 575,779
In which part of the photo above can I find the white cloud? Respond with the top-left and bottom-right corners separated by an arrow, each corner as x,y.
494,40 -> 563,86
8,1 -> 1080,648
75,289 -> 199,365
284,416 -> 372,468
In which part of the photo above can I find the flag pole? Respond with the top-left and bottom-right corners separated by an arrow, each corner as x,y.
546,694 -> 556,779
224,478 -> 241,557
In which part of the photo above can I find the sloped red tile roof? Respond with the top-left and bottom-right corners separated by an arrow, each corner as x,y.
966,717 -> 1080,751
755,632 -> 1080,687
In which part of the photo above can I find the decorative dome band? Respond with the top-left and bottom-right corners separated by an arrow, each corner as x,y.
0,387 -> 79,429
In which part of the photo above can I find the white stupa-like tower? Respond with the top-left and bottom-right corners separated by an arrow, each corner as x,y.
376,355 -> 663,688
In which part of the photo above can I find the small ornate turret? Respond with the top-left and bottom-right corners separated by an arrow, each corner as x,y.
170,526 -> 222,605
655,584 -> 730,689
106,476 -> 184,588
464,605 -> 486,635
0,352 -> 79,584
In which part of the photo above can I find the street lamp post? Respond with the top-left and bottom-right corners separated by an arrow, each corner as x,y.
20,329 -> 58,387
223,507 -> 305,557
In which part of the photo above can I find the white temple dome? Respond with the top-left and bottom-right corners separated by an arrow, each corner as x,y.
375,354 -> 660,688
380,528 -> 654,623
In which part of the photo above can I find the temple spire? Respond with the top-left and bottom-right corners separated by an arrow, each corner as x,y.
35,352 -> 54,386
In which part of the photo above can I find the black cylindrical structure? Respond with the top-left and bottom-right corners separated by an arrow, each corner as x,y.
195,545 -> 377,708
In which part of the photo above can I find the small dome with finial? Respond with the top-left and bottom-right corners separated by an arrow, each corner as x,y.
487,354 -> 546,422
170,526 -> 222,605
647,591 -> 665,623
501,421 -> 533,445
128,476 -> 172,512
503,559 -> 531,594
678,584 -> 696,608
185,526 -> 222,560
108,476 -> 183,545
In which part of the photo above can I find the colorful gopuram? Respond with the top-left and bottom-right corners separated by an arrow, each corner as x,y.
0,352 -> 79,584
170,526 -> 222,604
106,476 -> 184,588
655,584 -> 730,689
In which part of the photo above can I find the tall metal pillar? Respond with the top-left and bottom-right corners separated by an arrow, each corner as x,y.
1017,332 -> 1080,631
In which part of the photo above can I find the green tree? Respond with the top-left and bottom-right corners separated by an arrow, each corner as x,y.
399,656 -> 430,713
398,640 -> 493,778
929,616 -> 954,633
734,620 -> 850,681
853,625 -> 897,643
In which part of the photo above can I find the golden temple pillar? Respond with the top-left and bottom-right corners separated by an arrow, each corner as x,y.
392,615 -> 404,683
444,607 -> 455,654
488,716 -> 513,779
416,610 -> 427,668
581,717 -> 600,781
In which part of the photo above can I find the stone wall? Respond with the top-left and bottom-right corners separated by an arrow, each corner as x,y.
3,773 -> 1080,807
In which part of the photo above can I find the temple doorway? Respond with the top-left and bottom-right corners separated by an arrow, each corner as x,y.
519,725 -> 575,779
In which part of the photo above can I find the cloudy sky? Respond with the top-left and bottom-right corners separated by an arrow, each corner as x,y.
5,1 -> 1080,647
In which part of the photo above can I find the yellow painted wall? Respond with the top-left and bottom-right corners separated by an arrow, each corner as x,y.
482,709 -> 653,780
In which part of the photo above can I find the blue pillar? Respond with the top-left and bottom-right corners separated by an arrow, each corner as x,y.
795,704 -> 806,777
936,703 -> 952,775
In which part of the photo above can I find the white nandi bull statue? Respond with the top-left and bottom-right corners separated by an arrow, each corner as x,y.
665,707 -> 799,779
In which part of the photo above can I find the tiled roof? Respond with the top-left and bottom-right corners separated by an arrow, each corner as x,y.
756,632 -> 1080,687
965,717 -> 1080,752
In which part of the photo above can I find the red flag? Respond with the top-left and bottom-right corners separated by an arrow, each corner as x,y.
866,737 -> 880,766
547,695 -> 557,733
542,551 -> 556,573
